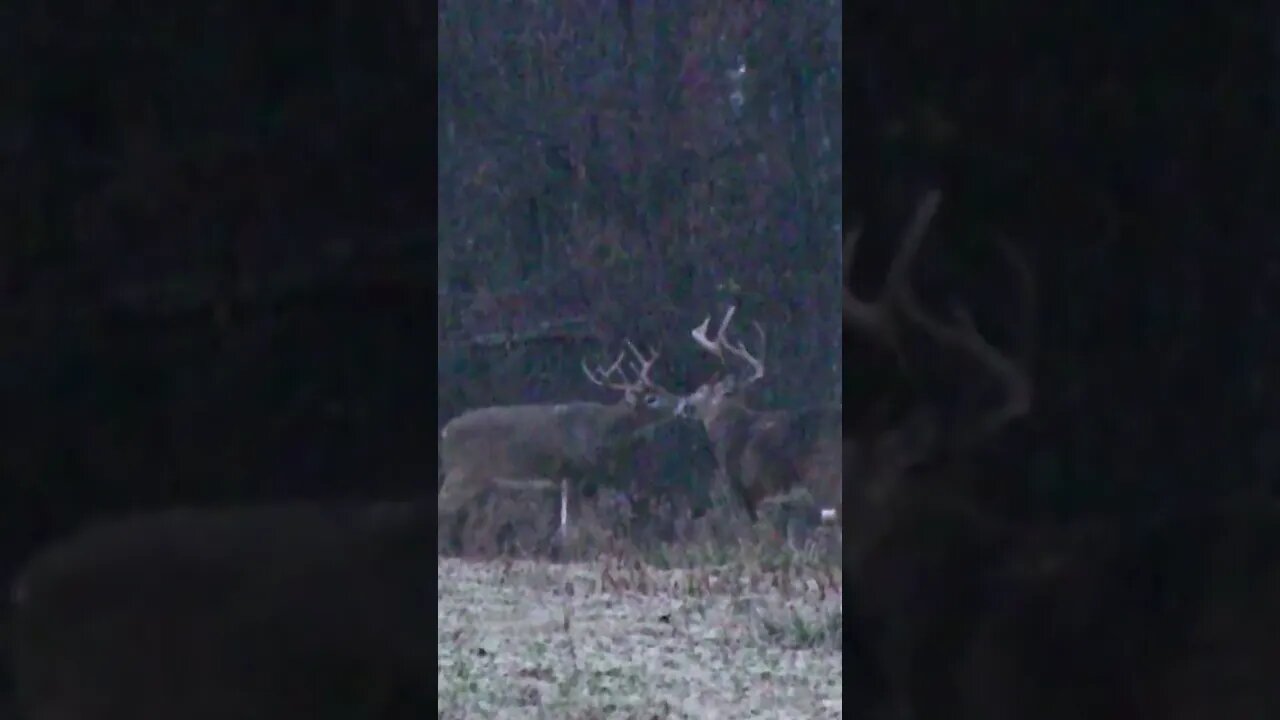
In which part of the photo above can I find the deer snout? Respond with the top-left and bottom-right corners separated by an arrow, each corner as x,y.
674,397 -> 696,419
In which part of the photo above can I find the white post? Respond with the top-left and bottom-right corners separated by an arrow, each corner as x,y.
559,478 -> 569,534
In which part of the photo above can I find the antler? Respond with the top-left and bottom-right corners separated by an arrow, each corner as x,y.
843,189 -> 942,359
623,339 -> 675,395
690,306 -> 766,386
896,236 -> 1035,444
850,189 -> 1034,445
582,340 -> 672,395
581,350 -> 632,391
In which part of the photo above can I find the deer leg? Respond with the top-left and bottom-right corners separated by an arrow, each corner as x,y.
720,468 -> 759,523
438,468 -> 486,515
438,469 -> 488,554
736,482 -> 758,523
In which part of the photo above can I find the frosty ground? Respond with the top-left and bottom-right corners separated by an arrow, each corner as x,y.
437,555 -> 842,719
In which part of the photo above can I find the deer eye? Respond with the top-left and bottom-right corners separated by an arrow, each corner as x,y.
643,394 -> 661,408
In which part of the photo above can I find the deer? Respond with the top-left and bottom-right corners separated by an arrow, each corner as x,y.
677,307 -> 843,532
437,340 -> 682,551
843,195 -> 1280,720
9,498 -> 436,719
838,189 -> 1038,720
843,203 -> 1280,720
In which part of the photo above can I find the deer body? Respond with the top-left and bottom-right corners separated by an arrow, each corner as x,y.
681,307 -> 842,526
688,393 -> 841,524
438,399 -> 664,514
841,190 -> 1035,720
437,342 -> 680,547
10,500 -> 434,720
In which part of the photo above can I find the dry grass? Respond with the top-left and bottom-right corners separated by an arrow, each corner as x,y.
438,490 -> 843,719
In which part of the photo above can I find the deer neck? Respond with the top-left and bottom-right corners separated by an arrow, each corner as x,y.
700,400 -> 755,465
602,399 -> 651,438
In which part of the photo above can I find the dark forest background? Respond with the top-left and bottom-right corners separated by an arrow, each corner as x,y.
0,0 -> 432,634
437,0 -> 842,523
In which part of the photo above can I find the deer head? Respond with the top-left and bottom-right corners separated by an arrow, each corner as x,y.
581,339 -> 682,421
678,305 -> 767,425
842,189 -> 1034,506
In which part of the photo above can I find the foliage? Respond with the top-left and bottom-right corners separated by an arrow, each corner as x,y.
438,0 -> 841,409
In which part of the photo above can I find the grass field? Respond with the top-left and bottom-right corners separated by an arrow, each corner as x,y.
438,537 -> 842,719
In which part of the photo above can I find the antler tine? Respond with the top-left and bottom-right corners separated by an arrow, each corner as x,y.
715,306 -> 737,344
896,236 -> 1034,443
843,214 -> 887,336
720,320 -> 766,384
690,305 -> 740,355
842,223 -> 874,326
844,190 -> 942,358
622,339 -> 666,389
843,222 -> 862,274
581,350 -> 631,390
883,189 -> 942,298
690,315 -> 723,357
581,357 -> 606,387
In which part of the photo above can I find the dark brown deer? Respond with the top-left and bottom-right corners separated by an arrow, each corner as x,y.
677,307 -> 842,528
846,194 -> 1280,720
839,189 -> 1036,720
438,341 -> 682,549
948,492 -> 1280,720
9,498 -> 435,719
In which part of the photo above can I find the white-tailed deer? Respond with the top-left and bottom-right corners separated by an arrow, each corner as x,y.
840,190 -> 1035,720
845,195 -> 1280,720
9,499 -> 435,719
841,189 -> 1033,549
677,307 -> 842,529
438,341 -> 681,549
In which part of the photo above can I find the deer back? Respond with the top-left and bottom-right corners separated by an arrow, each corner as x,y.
735,405 -> 842,517
550,400 -> 660,463
440,400 -> 654,479
11,500 -> 434,719
439,339 -> 680,490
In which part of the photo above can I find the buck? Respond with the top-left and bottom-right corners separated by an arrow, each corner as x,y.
841,194 -> 1280,720
677,307 -> 842,530
840,189 -> 1033,560
9,498 -> 435,719
844,198 -> 1280,720
437,340 -> 682,550
839,189 -> 1036,720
